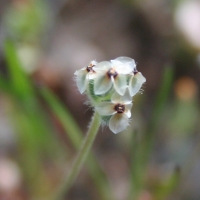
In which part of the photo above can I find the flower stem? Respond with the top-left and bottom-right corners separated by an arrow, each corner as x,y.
50,111 -> 101,200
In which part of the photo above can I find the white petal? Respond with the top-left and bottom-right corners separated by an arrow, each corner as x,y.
75,69 -> 88,94
93,61 -> 112,73
129,72 -> 146,96
88,72 -> 98,79
123,90 -> 133,103
95,102 -> 116,116
125,103 -> 133,118
94,74 -> 112,95
111,59 -> 134,74
110,59 -> 123,66
74,67 -> 87,75
113,75 -> 127,95
109,113 -> 129,134
111,92 -> 122,103
114,57 -> 136,68
125,103 -> 133,111
111,89 -> 132,104
125,110 -> 132,118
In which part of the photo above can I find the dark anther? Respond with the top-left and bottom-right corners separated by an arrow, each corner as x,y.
86,64 -> 95,72
133,68 -> 138,75
107,68 -> 118,78
114,103 -> 125,114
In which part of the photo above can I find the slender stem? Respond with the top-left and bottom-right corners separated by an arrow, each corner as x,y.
41,87 -> 113,200
50,111 -> 101,200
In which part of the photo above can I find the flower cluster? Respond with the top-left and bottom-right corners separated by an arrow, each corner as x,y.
74,57 -> 146,134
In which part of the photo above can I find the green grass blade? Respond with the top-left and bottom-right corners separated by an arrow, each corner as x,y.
4,39 -> 66,197
0,74 -> 10,92
40,87 -> 82,148
12,106 -> 44,197
4,39 -> 60,154
4,39 -> 34,99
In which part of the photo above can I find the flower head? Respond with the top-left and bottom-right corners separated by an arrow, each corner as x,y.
74,56 -> 146,134
93,57 -> 136,96
74,60 -> 97,94
96,90 -> 132,134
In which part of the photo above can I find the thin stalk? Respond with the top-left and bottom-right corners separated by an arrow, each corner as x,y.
50,111 -> 101,200
41,87 -> 113,200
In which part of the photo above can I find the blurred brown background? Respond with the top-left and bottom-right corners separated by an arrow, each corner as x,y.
0,0 -> 200,200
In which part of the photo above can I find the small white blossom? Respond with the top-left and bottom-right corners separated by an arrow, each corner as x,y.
93,58 -> 135,96
114,57 -> 146,96
74,60 -> 97,94
96,90 -> 133,134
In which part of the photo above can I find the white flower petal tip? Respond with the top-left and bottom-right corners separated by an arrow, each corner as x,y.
129,72 -> 146,96
111,90 -> 132,104
126,110 -> 132,118
125,104 -> 133,118
113,56 -> 136,67
109,114 -> 129,134
137,72 -> 146,83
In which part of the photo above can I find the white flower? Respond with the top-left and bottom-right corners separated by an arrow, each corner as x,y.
74,60 -> 97,94
93,57 -> 135,95
96,90 -> 133,134
129,70 -> 146,96
113,57 -> 146,96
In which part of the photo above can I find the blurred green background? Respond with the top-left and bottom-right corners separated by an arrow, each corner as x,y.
0,0 -> 200,200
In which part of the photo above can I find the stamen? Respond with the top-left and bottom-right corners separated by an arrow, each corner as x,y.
114,103 -> 125,114
107,68 -> 118,78
86,63 -> 96,72
133,68 -> 138,75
